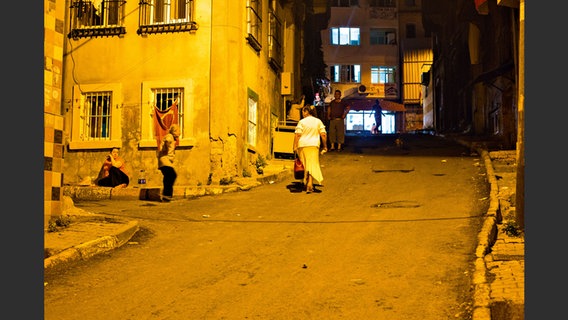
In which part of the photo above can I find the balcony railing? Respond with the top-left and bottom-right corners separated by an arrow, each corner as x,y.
68,0 -> 127,39
137,0 -> 198,35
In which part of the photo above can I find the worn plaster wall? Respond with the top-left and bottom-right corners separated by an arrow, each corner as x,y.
61,0 -> 300,188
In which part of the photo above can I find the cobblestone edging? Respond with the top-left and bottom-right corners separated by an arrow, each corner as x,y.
483,150 -> 524,320
469,147 -> 524,320
472,148 -> 500,320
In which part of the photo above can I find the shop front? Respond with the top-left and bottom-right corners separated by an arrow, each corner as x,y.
341,98 -> 406,135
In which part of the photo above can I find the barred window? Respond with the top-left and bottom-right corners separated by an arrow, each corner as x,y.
85,92 -> 112,139
268,0 -> 283,71
68,0 -> 126,39
70,83 -> 123,150
152,87 -> 185,138
138,0 -> 198,35
246,0 -> 263,51
140,79 -> 194,148
140,0 -> 191,24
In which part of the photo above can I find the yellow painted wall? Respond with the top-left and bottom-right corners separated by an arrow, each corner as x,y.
61,0 -> 303,187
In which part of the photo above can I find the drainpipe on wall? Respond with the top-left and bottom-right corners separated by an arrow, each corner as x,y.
209,0 -> 213,137
515,0 -> 524,231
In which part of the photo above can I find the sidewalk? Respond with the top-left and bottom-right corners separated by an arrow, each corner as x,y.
44,206 -> 140,272
451,138 -> 524,320
44,159 -> 295,272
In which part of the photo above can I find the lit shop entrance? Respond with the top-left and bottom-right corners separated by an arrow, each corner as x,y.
345,110 -> 396,135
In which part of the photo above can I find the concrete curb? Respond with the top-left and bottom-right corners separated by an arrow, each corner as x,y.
448,139 -> 499,320
44,220 -> 139,272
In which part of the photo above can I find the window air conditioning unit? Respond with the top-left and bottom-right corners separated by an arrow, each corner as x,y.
358,84 -> 369,95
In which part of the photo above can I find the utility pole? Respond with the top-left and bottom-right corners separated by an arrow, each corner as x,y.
515,0 -> 525,230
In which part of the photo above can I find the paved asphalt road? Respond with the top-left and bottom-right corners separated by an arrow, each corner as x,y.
44,134 -> 491,320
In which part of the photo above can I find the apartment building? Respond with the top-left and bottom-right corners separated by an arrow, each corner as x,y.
56,0 -> 306,198
318,0 -> 431,134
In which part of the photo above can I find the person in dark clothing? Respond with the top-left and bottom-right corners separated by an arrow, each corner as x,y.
370,99 -> 383,134
326,89 -> 350,151
96,147 -> 130,188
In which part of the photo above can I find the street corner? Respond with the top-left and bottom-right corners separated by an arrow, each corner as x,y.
44,218 -> 140,272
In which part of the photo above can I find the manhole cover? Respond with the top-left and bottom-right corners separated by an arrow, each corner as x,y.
371,200 -> 420,208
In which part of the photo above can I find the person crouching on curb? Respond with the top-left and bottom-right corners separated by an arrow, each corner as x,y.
293,105 -> 328,194
96,147 -> 130,188
157,124 -> 180,202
